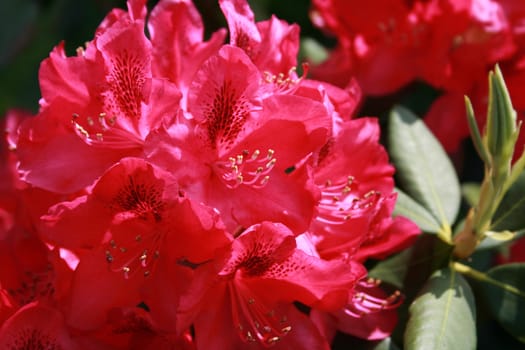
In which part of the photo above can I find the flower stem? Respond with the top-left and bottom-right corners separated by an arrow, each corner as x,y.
451,262 -> 525,298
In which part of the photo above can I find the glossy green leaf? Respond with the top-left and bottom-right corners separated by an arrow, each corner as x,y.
481,263 -> 525,343
491,170 -> 525,231
393,187 -> 441,233
404,267 -> 476,350
388,106 -> 461,232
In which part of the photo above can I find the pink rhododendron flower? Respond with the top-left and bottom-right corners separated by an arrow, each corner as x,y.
177,222 -> 366,349
16,1 -> 181,193
0,302 -> 80,349
41,157 -> 230,330
146,45 -> 330,234
311,0 -> 516,95
1,0 -> 421,347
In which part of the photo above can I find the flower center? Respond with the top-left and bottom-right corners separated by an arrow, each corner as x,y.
71,112 -> 143,149
229,283 -> 292,346
113,175 -> 165,222
204,80 -> 250,150
262,65 -> 306,95
7,264 -> 54,306
7,328 -> 59,350
214,149 -> 276,189
104,232 -> 162,279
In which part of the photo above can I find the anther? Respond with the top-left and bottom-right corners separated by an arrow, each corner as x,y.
246,331 -> 256,342
266,158 -> 276,168
260,176 -> 270,186
267,337 -> 280,344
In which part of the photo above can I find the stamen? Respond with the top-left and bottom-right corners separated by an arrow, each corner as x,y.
316,176 -> 380,226
103,231 -> 163,279
344,279 -> 403,317
215,149 -> 277,189
229,285 -> 292,345
70,111 -> 143,149
262,65 -> 307,94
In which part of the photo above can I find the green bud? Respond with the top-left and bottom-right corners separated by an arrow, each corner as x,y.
486,65 -> 518,180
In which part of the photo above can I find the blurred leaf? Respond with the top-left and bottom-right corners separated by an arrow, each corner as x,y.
477,230 -> 525,250
491,171 -> 525,232
300,37 -> 328,64
369,249 -> 413,289
462,182 -> 481,208
484,230 -> 516,241
480,263 -> 525,343
404,267 -> 476,350
369,235 -> 452,292
393,187 -> 441,233
388,106 -> 461,235
368,338 -> 401,350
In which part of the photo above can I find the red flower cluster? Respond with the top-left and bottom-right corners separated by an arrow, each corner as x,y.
311,0 -> 525,154
0,0 -> 419,348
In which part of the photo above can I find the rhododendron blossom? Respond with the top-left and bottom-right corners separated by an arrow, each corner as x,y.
177,222 -> 366,349
1,0 -> 422,348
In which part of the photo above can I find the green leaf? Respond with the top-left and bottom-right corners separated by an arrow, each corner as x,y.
299,37 -> 328,65
465,96 -> 490,165
393,187 -> 441,233
369,249 -> 413,289
404,267 -> 477,350
477,229 -> 525,250
388,106 -> 461,235
480,263 -> 525,342
461,182 -> 481,208
491,170 -> 525,231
